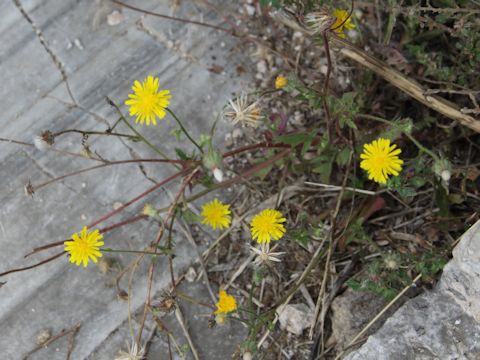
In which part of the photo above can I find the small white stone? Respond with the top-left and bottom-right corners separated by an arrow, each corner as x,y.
74,38 -> 84,50
232,128 -> 244,140
107,10 -> 124,26
245,4 -> 255,16
185,267 -> 197,282
257,60 -> 267,74
113,202 -> 123,210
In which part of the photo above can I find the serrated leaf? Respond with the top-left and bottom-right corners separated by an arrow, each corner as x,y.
275,133 -> 315,147
336,147 -> 351,166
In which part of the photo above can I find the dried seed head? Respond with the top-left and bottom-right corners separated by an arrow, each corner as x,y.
115,339 -> 145,360
24,180 -> 35,197
305,7 -> 336,34
33,131 -> 55,151
383,252 -> 401,270
223,93 -> 262,128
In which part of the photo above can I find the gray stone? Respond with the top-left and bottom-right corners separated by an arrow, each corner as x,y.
277,303 -> 314,336
329,288 -> 389,349
344,220 -> 480,360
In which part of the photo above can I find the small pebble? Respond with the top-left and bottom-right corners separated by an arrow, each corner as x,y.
107,10 -> 124,26
185,267 -> 197,282
74,38 -> 84,50
35,329 -> 51,345
113,202 -> 123,210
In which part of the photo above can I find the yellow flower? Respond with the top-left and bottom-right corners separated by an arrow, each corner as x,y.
125,75 -> 171,126
215,290 -> 237,315
64,226 -> 104,267
250,209 -> 286,244
360,138 -> 403,184
275,75 -> 288,89
201,198 -> 231,230
331,9 -> 355,38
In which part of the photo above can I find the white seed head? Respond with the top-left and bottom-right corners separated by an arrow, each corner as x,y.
223,93 -> 262,128
305,8 -> 336,34
33,135 -> 50,151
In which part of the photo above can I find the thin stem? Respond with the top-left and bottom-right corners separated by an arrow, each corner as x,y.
32,158 -> 188,192
109,117 -> 123,132
0,252 -> 65,277
102,248 -> 168,256
357,113 -> 440,161
106,97 -> 172,161
53,128 -> 137,139
166,108 -> 203,154
26,215 -> 147,257
110,0 -> 231,33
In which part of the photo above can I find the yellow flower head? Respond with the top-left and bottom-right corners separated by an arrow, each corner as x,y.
331,9 -> 355,38
201,198 -> 231,230
64,226 -> 104,267
125,75 -> 171,126
215,290 -> 237,315
360,138 -> 403,184
250,209 -> 286,244
275,75 -> 288,89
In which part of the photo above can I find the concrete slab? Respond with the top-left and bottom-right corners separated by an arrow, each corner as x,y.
0,1 -> 251,358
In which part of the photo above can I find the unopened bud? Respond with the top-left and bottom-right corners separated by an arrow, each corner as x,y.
433,158 -> 452,185
142,203 -> 159,219
441,170 -> 451,183
243,352 -> 253,360
213,167 -> 224,182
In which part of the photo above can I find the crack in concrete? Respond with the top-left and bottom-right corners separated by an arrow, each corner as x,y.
21,150 -> 115,211
136,18 -> 206,69
12,0 -> 77,104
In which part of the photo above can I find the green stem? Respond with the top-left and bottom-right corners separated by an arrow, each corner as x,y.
109,117 -> 123,132
102,248 -> 167,256
53,129 -> 136,140
358,114 -> 440,161
106,97 -> 173,162
167,108 -> 203,154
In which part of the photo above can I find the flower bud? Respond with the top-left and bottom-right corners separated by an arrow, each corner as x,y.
202,139 -> 224,182
213,167 -> 224,182
433,158 -> 452,185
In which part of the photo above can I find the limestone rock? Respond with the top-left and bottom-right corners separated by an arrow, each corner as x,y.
277,303 -> 314,336
344,220 -> 480,360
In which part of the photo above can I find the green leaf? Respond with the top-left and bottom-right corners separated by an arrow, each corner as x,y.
336,147 -> 351,166
275,133 -> 315,147
175,148 -> 190,160
312,162 -> 332,183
